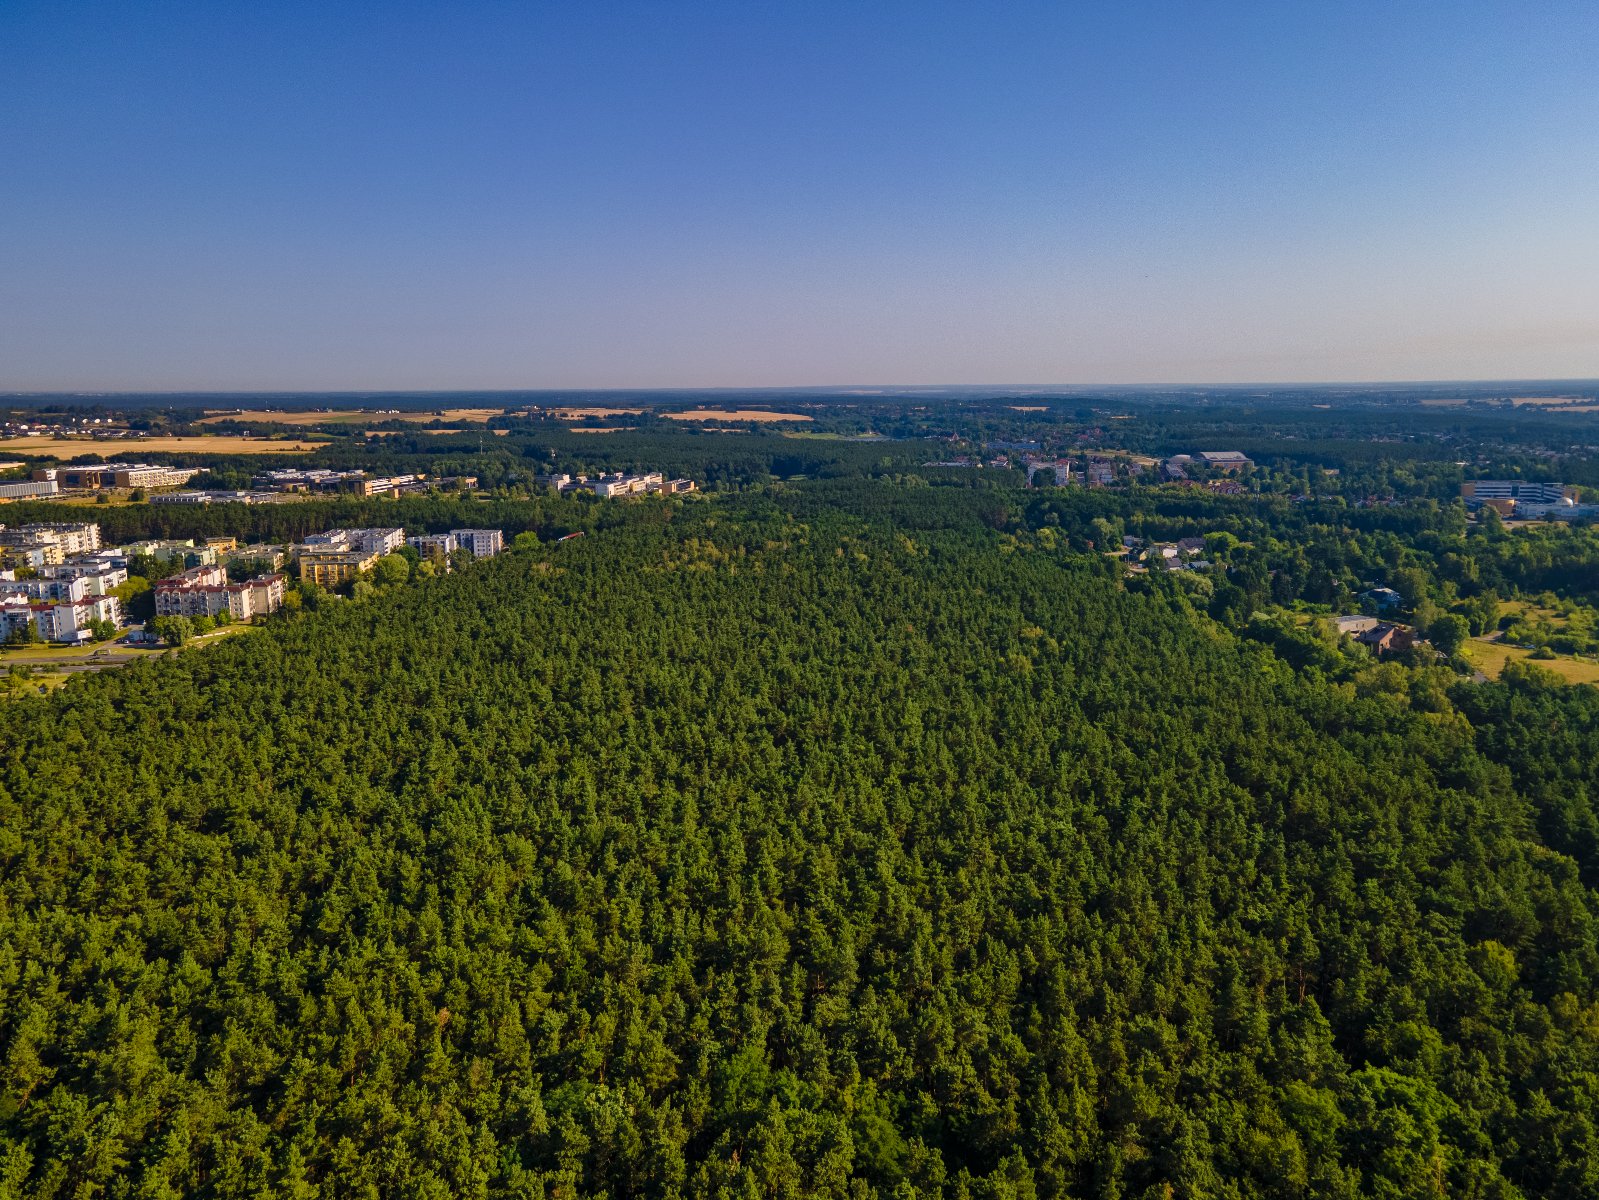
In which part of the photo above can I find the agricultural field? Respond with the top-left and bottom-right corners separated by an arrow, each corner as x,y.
541,406 -> 644,419
0,435 -> 322,455
662,408 -> 813,422
199,407 -> 503,425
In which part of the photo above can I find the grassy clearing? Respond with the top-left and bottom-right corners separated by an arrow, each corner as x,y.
1465,636 -> 1599,685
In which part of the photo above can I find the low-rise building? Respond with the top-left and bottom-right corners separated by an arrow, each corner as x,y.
1355,622 -> 1415,656
1197,451 -> 1253,472
150,489 -> 283,505
1359,587 -> 1404,611
575,471 -> 665,498
0,479 -> 60,499
34,463 -> 199,490
1335,615 -> 1382,636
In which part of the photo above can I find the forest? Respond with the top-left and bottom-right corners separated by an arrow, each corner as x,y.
2,479 -> 1598,1198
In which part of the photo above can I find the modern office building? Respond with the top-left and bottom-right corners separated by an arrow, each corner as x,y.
1461,480 -> 1578,506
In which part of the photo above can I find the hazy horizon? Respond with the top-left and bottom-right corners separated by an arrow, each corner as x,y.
5,1 -> 1597,390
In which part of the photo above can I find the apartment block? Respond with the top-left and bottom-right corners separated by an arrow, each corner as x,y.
0,593 -> 122,643
407,532 -> 457,564
299,549 -> 380,588
450,528 -> 504,558
0,522 -> 102,566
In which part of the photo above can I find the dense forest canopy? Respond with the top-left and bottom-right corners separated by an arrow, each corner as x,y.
2,480 -> 1598,1198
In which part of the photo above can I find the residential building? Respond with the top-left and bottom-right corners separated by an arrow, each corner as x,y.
222,543 -> 286,571
0,522 -> 101,566
124,539 -> 218,567
154,568 -> 286,620
12,575 -> 88,603
0,594 -> 122,643
1335,615 -> 1382,636
299,549 -> 380,588
407,533 -> 457,565
1355,622 -> 1415,656
42,560 -> 127,596
296,528 -> 405,557
451,528 -> 504,558
1359,587 -> 1404,611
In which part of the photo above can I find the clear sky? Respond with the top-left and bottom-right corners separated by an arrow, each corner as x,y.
3,1 -> 1597,390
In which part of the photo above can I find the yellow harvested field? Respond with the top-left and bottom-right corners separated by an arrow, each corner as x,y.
1466,637 -> 1599,685
662,409 -> 813,423
1511,396 -> 1588,407
200,407 -> 503,425
545,407 -> 645,419
1,435 -> 320,456
1009,405 -> 1049,412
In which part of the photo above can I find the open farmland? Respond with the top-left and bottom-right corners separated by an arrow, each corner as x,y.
199,408 -> 503,426
0,435 -> 321,456
662,408 -> 813,422
542,406 -> 645,419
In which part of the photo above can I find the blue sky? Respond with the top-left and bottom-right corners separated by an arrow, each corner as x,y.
3,1 -> 1597,389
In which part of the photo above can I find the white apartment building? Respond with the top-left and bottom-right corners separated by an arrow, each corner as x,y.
41,560 -> 128,596
450,528 -> 504,558
301,527 -> 406,556
0,594 -> 122,644
0,521 -> 102,562
406,532 -> 457,564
